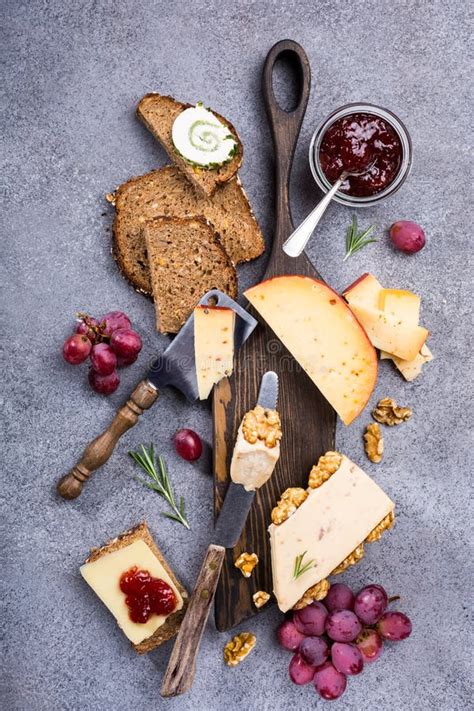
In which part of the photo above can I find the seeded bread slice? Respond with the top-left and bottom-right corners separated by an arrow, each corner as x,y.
84,522 -> 188,654
137,93 -> 243,196
144,216 -> 238,334
111,166 -> 264,296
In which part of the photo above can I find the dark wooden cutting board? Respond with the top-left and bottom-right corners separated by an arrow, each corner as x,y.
212,40 -> 337,632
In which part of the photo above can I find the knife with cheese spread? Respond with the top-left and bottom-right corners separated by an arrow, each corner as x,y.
161,372 -> 280,697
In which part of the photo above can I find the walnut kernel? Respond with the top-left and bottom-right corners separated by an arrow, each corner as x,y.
365,511 -> 395,542
105,192 -> 116,205
223,632 -> 256,666
242,405 -> 282,448
271,487 -> 308,525
331,544 -> 365,575
372,397 -> 412,426
293,579 -> 330,610
308,451 -> 343,488
234,552 -> 258,578
252,591 -> 270,609
364,423 -> 384,463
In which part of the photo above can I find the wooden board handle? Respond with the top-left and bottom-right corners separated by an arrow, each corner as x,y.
57,379 -> 159,499
161,544 -> 225,697
262,39 -> 311,254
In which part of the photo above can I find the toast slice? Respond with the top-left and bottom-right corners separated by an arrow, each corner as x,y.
111,166 -> 264,296
82,522 -> 187,654
143,216 -> 238,334
137,93 -> 243,195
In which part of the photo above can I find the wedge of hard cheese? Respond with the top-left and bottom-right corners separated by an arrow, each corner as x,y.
244,276 -> 377,425
269,455 -> 394,612
80,522 -> 187,653
194,305 -> 235,399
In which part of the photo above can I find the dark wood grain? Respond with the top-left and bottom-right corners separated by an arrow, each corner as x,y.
212,40 -> 337,631
57,379 -> 159,499
161,544 -> 225,697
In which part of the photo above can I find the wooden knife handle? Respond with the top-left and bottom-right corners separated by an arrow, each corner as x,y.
57,379 -> 159,500
161,544 -> 226,697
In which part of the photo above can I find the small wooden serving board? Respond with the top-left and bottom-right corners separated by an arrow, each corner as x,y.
212,40 -> 337,631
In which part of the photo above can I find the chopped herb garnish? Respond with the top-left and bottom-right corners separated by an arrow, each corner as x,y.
293,551 -> 316,579
343,215 -> 378,261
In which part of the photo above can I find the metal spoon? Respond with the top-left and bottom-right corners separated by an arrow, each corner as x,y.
282,163 -> 375,257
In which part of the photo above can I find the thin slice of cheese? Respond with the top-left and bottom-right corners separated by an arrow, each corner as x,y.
343,273 -> 383,308
379,289 -> 420,325
269,456 -> 394,612
244,276 -> 377,426
194,305 -> 235,400
349,302 -> 429,361
382,343 -> 434,381
80,540 -> 183,645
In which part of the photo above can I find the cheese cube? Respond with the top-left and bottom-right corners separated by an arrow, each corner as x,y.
194,305 -> 235,400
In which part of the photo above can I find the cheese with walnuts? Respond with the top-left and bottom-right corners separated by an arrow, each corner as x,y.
230,406 -> 281,491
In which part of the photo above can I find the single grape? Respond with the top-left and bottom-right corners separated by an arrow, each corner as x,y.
63,334 -> 92,365
277,619 -> 305,652
173,429 -> 203,461
356,628 -> 383,663
110,328 -> 142,359
354,584 -> 388,625
99,311 -> 132,337
90,343 -> 117,376
76,316 -> 99,344
88,368 -> 120,395
299,636 -> 329,667
325,610 -> 361,642
390,220 -> 425,254
325,583 -> 355,612
377,611 -> 412,641
288,653 -> 316,685
293,601 -> 328,637
331,642 -> 364,675
313,662 -> 347,700
116,353 -> 138,367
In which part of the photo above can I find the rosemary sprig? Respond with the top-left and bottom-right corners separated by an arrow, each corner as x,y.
129,444 -> 190,529
293,551 -> 316,580
343,215 -> 378,261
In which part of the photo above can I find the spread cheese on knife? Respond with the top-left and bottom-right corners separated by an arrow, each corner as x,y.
269,456 -> 394,612
80,540 -> 183,645
244,276 -> 377,425
194,305 -> 235,400
231,405 -> 282,491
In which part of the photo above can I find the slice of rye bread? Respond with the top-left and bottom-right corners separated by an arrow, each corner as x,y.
143,215 -> 238,334
111,166 -> 265,296
137,93 -> 243,196
85,522 -> 188,654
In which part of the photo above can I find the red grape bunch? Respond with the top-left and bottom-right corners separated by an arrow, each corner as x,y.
62,311 -> 143,395
277,582 -> 412,701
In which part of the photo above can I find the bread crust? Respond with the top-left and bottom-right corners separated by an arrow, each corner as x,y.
85,522 -> 188,654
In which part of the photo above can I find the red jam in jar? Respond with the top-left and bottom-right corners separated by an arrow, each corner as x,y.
319,113 -> 402,197
119,566 -> 177,623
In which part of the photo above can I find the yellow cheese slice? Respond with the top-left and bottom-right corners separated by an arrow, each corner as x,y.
343,273 -> 383,308
379,289 -> 421,325
382,344 -> 434,381
269,456 -> 394,612
194,305 -> 235,400
80,540 -> 183,645
348,302 -> 429,361
244,275 -> 377,425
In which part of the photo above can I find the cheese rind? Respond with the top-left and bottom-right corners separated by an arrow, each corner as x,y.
343,273 -> 383,309
194,305 -> 235,400
230,422 -> 280,491
80,540 -> 183,645
244,276 -> 377,425
269,456 -> 394,612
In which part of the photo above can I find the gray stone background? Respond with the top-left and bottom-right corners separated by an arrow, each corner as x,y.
2,1 -> 472,709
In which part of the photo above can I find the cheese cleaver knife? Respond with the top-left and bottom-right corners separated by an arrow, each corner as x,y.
57,290 -> 257,499
161,371 -> 279,697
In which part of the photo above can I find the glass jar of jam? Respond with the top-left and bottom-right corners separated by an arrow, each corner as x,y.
309,103 -> 412,207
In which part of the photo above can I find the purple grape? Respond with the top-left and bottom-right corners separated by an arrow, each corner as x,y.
390,220 -> 425,254
354,584 -> 388,625
100,311 -> 132,337
277,619 -> 305,652
325,610 -> 362,642
356,628 -> 383,663
90,343 -> 117,376
331,642 -> 364,675
313,662 -> 347,700
325,583 -> 355,612
289,653 -> 316,685
293,602 -> 328,636
377,611 -> 412,641
299,636 -> 329,667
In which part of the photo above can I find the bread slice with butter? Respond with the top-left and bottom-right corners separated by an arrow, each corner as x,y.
269,453 -> 395,612
80,522 -> 187,653
137,93 -> 243,196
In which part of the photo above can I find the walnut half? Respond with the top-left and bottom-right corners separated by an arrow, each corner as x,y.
364,423 -> 384,463
331,543 -> 365,575
242,405 -> 282,448
308,451 -> 342,488
271,487 -> 308,525
234,552 -> 258,578
365,511 -> 395,542
252,591 -> 270,609
293,579 -> 330,610
223,632 -> 256,666
372,397 -> 412,426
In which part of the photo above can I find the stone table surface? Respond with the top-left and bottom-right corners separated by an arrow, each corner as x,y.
2,1 -> 472,709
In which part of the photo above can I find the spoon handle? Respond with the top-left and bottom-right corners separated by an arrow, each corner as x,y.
282,176 -> 345,257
